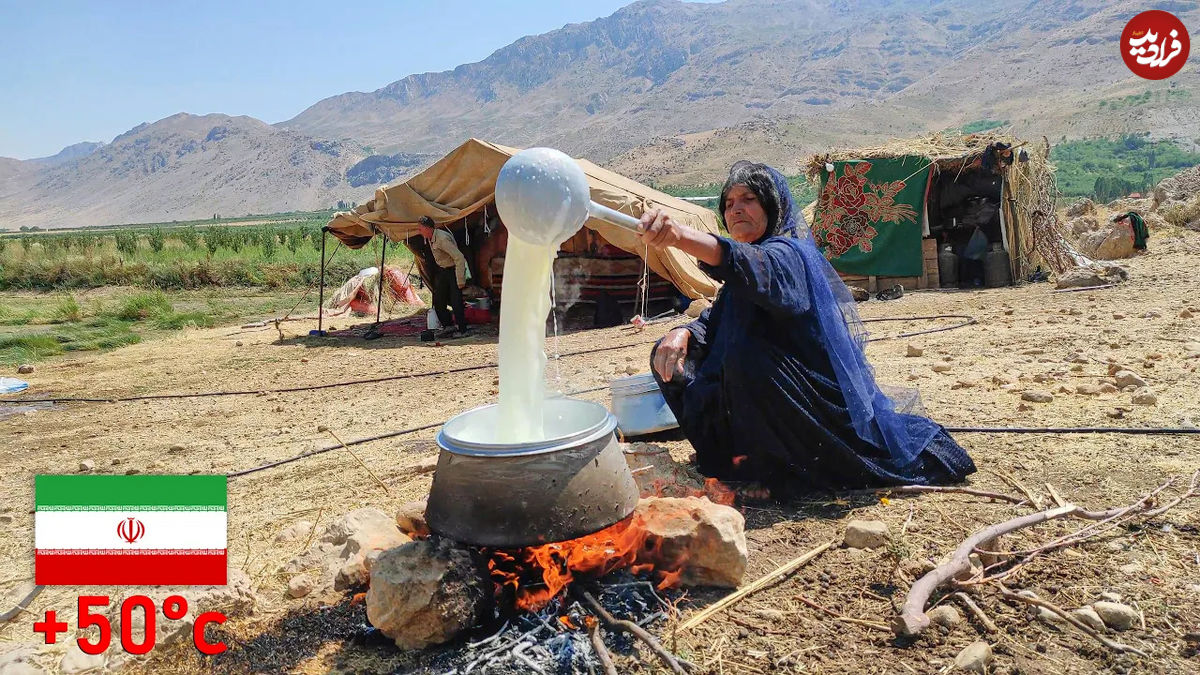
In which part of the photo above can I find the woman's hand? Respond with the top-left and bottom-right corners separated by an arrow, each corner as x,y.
639,208 -> 686,249
638,207 -> 723,266
653,327 -> 690,382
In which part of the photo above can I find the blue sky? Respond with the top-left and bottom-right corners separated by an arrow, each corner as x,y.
0,1 -> 718,160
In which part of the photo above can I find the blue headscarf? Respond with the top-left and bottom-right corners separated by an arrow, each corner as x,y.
749,165 -> 935,466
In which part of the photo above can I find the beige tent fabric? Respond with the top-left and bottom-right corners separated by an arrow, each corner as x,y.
325,138 -> 720,299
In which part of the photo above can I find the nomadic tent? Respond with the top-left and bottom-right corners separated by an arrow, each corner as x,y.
324,139 -> 721,316
805,132 -> 1074,291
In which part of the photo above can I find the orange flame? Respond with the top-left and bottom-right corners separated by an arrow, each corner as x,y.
486,511 -> 688,612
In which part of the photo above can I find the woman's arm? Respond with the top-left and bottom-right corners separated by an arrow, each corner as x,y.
639,208 -> 808,317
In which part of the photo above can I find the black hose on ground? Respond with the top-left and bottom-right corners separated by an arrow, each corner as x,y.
945,426 -> 1200,435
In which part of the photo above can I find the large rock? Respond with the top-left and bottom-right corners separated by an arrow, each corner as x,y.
1066,198 -> 1097,218
319,508 -> 412,590
1092,601 -> 1138,631
1076,220 -> 1137,260
634,497 -> 748,587
954,640 -> 992,673
1071,606 -> 1106,632
367,540 -> 489,650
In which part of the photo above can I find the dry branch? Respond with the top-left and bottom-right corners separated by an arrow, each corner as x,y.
895,472 -> 1200,637
894,504 -> 1077,637
850,484 -> 1028,506
678,540 -> 835,632
794,594 -> 891,632
952,592 -> 997,634
997,584 -> 1148,657
578,590 -> 689,675
987,469 -> 1042,509
588,621 -> 619,675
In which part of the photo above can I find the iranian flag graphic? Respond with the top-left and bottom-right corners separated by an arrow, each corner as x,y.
35,475 -> 227,585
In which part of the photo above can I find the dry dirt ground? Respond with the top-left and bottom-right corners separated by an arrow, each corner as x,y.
2,230 -> 1199,674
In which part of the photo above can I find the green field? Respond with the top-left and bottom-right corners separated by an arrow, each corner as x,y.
1051,136 -> 1200,201
0,288 -> 316,366
0,217 -> 413,291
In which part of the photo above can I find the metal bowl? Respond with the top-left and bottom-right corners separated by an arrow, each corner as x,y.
426,398 -> 640,547
610,373 -> 678,437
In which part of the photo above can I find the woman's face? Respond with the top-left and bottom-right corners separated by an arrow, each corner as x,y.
724,184 -> 769,243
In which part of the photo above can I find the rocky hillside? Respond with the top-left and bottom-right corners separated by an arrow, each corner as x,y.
3,0 -> 1199,229
0,114 -> 373,229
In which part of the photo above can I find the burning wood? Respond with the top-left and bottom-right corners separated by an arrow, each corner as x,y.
486,493 -> 745,612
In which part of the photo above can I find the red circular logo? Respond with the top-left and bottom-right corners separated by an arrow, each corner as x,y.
1121,10 -> 1190,80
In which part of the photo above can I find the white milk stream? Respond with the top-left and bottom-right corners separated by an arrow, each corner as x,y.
487,146 -> 643,443
494,237 -> 555,442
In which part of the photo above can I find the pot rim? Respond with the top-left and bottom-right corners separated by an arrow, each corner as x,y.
436,398 -> 617,457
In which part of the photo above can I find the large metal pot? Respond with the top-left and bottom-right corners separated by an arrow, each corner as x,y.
426,398 -> 640,547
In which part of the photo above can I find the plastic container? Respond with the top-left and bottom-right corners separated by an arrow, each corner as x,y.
938,245 -> 959,288
984,243 -> 1012,288
610,373 -> 678,436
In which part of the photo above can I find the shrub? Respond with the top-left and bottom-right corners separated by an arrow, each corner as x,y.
20,237 -> 33,252
1160,196 -> 1200,228
114,231 -> 139,257
111,290 -> 172,321
155,310 -> 215,330
50,295 -> 82,323
179,226 -> 200,250
148,227 -> 165,253
261,231 -> 277,258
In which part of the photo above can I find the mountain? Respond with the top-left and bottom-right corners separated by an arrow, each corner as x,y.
0,114 -> 374,229
31,141 -> 107,166
3,0 -> 1198,229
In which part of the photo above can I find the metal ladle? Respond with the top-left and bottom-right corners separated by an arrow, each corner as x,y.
494,147 -> 643,246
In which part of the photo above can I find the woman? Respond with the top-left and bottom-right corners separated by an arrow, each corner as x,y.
637,161 -> 975,496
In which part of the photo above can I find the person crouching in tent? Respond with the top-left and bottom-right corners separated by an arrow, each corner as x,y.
638,161 -> 976,498
419,216 -> 470,338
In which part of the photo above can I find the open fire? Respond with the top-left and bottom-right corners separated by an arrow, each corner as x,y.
485,478 -> 737,612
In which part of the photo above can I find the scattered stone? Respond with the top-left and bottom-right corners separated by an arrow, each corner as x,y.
954,640 -> 993,673
932,363 -> 952,373
1004,308 -> 1014,315
300,357 -> 310,363
1072,606 -> 1106,632
1112,313 -> 1125,320
843,520 -> 890,550
367,540 -> 490,650
395,500 -> 430,538
625,365 -> 639,375
635,497 -> 748,587
951,379 -> 978,390
1033,606 -> 1066,624
1113,370 -> 1147,388
59,646 -> 106,674
78,459 -> 94,473
1076,384 -> 1102,395
1099,383 -> 1119,394
1118,562 -> 1143,576
992,373 -> 1018,385
1131,388 -> 1158,406
287,575 -> 314,599
1021,390 -> 1053,403
168,444 -> 186,454
1055,268 -> 1106,289
928,605 -> 962,629
0,515 -> 11,525
848,286 -> 870,302
750,608 -> 788,622
275,520 -> 314,543
16,364 -> 34,374
235,341 -> 243,347
1092,601 -> 1138,631
1182,309 -> 1195,319
906,345 -> 923,357
1056,385 -> 1073,394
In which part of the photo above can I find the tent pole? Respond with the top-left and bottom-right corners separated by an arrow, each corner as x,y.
375,227 -> 387,325
316,227 -> 328,336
